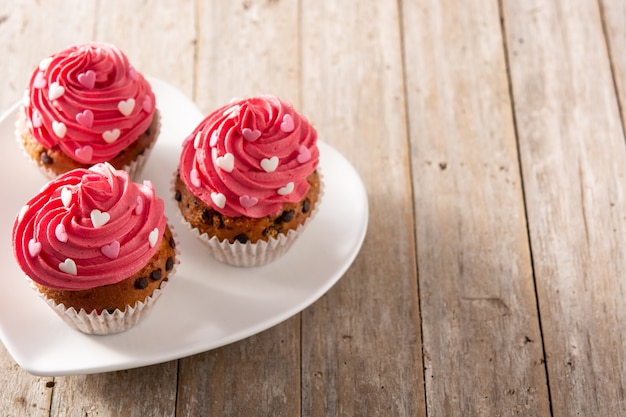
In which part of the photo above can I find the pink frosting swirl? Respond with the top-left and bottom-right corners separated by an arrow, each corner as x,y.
23,42 -> 156,164
12,163 -> 167,290
179,95 -> 319,218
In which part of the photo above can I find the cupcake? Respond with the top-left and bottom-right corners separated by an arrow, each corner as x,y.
12,163 -> 177,335
16,42 -> 159,179
174,95 -> 321,266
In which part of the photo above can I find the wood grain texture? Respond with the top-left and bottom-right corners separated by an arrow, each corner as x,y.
0,1 -> 95,415
175,1 -> 302,416
49,363 -> 178,417
504,0 -> 626,414
403,0 -> 550,414
300,1 -> 424,416
601,0 -> 626,125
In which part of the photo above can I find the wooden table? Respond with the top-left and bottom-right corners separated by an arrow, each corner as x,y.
2,1 -> 625,415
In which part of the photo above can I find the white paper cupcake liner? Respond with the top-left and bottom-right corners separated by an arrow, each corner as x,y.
15,106 -> 161,182
28,223 -> 180,335
171,170 -> 323,267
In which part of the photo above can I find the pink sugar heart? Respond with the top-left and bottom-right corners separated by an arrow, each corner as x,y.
75,146 -> 94,163
296,145 -> 311,163
142,95 -> 153,112
242,128 -> 261,142
239,195 -> 258,208
128,66 -> 139,80
55,223 -> 68,243
33,72 -> 47,89
77,70 -> 96,89
135,196 -> 144,215
28,239 -> 42,258
280,114 -> 295,133
101,240 -> 121,259
190,168 -> 201,187
59,258 -> 77,276
75,109 -> 94,128
31,110 -> 42,128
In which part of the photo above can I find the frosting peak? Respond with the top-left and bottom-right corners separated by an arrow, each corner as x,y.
12,163 -> 166,290
179,95 -> 319,218
23,42 -> 156,164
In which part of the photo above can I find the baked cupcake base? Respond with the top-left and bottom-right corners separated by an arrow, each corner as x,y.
32,224 -> 178,335
16,108 -> 161,180
173,171 -> 322,266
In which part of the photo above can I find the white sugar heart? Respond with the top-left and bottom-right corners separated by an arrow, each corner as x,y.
39,57 -> 53,71
190,169 -> 201,187
90,209 -> 110,228
61,187 -> 72,208
209,131 -> 219,147
216,153 -> 234,172
223,105 -> 240,117
59,258 -> 77,275
101,240 -> 120,259
52,121 -> 66,138
260,156 -> 279,173
102,129 -> 121,143
193,132 -> 202,149
55,223 -> 68,242
148,228 -> 159,248
28,239 -> 42,258
33,72 -> 47,89
118,98 -> 135,116
18,205 -> 29,222
23,90 -> 30,107
211,192 -> 226,209
48,82 -> 65,100
277,182 -> 294,196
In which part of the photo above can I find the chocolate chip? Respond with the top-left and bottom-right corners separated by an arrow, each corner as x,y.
280,210 -> 294,223
134,277 -> 149,289
302,199 -> 310,213
107,309 -> 116,314
145,126 -> 152,136
150,269 -> 162,281
40,151 -> 53,165
165,257 -> 174,271
174,190 -> 182,202
234,233 -> 249,243
169,236 -> 176,249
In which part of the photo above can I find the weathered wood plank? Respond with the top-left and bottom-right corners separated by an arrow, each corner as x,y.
300,1 -> 425,416
175,1 -> 302,415
0,2 -> 96,415
504,0 -> 626,414
601,0 -> 626,123
50,363 -> 178,417
402,0 -> 550,414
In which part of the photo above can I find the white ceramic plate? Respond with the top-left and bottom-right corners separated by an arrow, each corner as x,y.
0,78 -> 368,376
